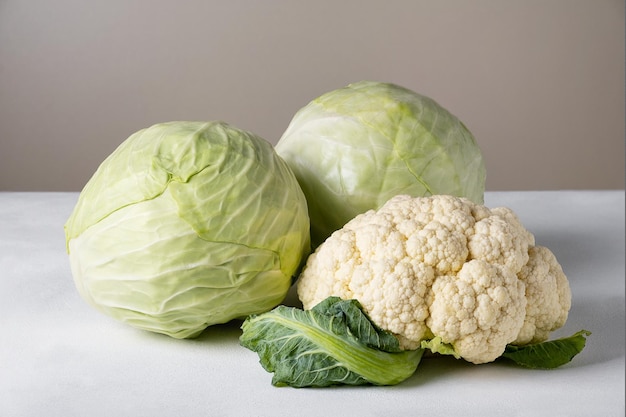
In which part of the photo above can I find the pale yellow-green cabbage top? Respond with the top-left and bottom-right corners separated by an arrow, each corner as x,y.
276,81 -> 486,247
65,121 -> 310,338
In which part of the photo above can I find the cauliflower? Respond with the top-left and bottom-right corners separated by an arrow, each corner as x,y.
297,194 -> 572,364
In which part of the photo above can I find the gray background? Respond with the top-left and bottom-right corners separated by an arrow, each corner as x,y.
1,0 -> 624,192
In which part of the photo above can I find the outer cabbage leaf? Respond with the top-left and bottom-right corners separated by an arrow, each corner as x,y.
240,297 -> 424,387
276,81 -> 486,246
65,121 -> 310,338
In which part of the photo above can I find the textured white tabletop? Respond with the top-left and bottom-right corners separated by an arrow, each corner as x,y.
1,191 -> 624,417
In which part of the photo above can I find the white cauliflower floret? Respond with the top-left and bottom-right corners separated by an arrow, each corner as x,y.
297,194 -> 572,364
468,207 -> 535,273
427,260 -> 526,363
298,218 -> 437,347
513,245 -> 572,345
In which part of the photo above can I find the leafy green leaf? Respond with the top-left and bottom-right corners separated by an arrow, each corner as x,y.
310,297 -> 403,353
421,336 -> 461,359
500,330 -> 591,369
240,297 -> 424,387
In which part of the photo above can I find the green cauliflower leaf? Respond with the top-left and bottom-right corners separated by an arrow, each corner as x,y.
240,297 -> 423,387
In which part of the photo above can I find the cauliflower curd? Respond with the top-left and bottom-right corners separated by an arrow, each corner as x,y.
297,194 -> 572,364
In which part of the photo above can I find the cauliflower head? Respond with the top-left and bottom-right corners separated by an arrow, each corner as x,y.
296,194 -> 572,364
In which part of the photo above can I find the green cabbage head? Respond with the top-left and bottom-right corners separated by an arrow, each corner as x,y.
275,81 -> 486,247
65,121 -> 310,338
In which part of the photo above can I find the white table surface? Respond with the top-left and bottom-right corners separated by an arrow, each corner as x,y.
1,190 -> 624,417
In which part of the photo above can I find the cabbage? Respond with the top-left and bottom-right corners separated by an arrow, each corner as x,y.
64,121 -> 310,338
275,81 -> 486,246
